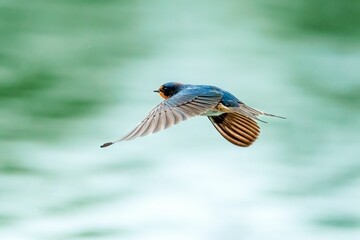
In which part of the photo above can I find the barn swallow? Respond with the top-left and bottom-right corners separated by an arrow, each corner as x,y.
101,82 -> 284,148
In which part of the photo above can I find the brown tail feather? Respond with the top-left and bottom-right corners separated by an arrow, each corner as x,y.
208,113 -> 260,147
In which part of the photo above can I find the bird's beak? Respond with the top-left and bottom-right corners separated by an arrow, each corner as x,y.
154,90 -> 159,93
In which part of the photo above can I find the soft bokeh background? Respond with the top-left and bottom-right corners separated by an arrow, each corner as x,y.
1,0 -> 359,239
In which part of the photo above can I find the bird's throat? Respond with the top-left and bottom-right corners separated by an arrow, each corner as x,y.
159,92 -> 169,99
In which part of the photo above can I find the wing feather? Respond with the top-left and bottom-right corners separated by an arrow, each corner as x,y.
101,90 -> 222,146
171,108 -> 186,123
164,110 -> 175,129
208,113 -> 260,147
154,111 -> 166,133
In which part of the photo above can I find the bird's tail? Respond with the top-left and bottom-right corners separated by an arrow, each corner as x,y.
231,104 -> 285,123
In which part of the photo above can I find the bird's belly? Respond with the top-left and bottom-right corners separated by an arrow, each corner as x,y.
201,110 -> 224,116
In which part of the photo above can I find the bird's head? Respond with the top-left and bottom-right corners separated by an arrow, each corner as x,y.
154,82 -> 184,99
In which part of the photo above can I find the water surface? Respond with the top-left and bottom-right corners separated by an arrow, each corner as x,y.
0,0 -> 359,239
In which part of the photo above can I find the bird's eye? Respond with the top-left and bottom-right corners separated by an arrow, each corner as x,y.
159,86 -> 166,93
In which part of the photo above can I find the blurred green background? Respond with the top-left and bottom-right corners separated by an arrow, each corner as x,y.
1,0 -> 359,239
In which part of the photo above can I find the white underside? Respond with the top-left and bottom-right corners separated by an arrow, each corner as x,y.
201,110 -> 224,117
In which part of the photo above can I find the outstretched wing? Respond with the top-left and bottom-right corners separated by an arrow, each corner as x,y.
101,90 -> 222,147
208,112 -> 260,147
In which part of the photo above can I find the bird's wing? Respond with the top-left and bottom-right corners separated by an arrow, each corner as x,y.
101,90 -> 222,147
208,112 -> 260,147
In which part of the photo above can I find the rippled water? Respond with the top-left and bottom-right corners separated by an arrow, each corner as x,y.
1,0 -> 359,239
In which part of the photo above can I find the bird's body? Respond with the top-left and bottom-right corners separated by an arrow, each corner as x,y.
101,82 -> 284,148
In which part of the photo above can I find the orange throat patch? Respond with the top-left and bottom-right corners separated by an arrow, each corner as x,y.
159,92 -> 169,99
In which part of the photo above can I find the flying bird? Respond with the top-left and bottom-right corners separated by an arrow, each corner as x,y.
101,82 -> 284,148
